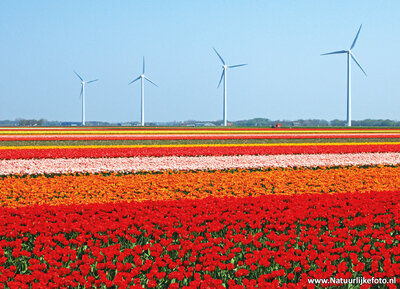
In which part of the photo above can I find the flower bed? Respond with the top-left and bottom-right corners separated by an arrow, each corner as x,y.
2,166 -> 400,208
1,191 -> 399,288
2,127 -> 400,288
2,133 -> 400,141
1,142 -> 400,159
1,152 -> 400,175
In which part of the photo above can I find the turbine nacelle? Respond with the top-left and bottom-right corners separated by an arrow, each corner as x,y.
129,58 -> 158,87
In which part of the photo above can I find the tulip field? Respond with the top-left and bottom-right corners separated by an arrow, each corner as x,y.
1,127 -> 400,289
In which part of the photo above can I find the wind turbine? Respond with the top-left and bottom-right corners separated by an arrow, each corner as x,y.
213,48 -> 247,127
74,71 -> 98,126
321,25 -> 367,127
129,57 -> 158,126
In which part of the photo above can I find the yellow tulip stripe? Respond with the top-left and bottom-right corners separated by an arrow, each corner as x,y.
1,129 -> 400,135
2,142 -> 400,150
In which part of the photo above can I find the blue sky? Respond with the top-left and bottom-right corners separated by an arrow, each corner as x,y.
0,1 -> 399,122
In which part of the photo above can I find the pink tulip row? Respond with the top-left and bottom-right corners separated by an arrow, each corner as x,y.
1,152 -> 399,175
2,133 -> 400,141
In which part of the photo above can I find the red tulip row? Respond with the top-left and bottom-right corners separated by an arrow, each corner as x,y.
2,128 -> 393,132
1,143 -> 400,159
2,134 -> 400,142
1,191 -> 399,289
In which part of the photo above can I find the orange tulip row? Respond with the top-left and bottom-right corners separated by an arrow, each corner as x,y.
1,165 -> 399,208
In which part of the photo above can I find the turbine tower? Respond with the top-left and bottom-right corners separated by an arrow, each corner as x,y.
213,48 -> 247,127
321,25 -> 367,127
129,57 -> 158,126
74,71 -> 98,126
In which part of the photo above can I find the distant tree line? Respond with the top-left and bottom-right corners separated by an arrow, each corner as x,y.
233,118 -> 400,127
0,118 -> 400,127
16,119 -> 46,126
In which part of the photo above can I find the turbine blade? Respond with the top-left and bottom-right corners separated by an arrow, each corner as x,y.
213,48 -> 225,65
128,76 -> 141,85
350,24 -> 362,50
144,76 -> 158,87
217,70 -> 224,88
321,50 -> 347,56
143,57 -> 145,74
74,71 -> 83,81
86,79 -> 99,84
351,53 -> 367,76
228,64 -> 247,68
79,85 -> 83,99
